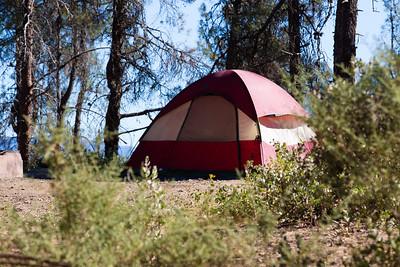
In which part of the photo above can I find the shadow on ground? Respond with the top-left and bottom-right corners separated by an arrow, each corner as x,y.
26,167 -> 240,181
25,168 -> 52,179
156,169 -> 240,180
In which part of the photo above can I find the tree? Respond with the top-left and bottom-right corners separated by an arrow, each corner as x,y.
288,0 -> 301,80
0,0 -> 213,162
383,0 -> 400,54
73,25 -> 89,138
199,0 -> 288,82
104,0 -> 205,159
333,0 -> 358,81
199,0 -> 334,85
104,0 -> 128,159
12,0 -> 35,170
55,2 -> 78,128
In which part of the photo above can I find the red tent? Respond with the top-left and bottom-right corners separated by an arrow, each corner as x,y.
128,70 -> 315,171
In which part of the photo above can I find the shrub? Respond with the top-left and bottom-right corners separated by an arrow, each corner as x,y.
245,144 -> 334,225
139,212 -> 253,267
195,144 -> 332,227
0,128 -> 255,267
272,235 -> 326,267
310,54 -> 400,221
194,179 -> 276,238
347,225 -> 400,267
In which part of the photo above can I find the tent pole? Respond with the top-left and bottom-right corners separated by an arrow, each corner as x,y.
235,108 -> 242,170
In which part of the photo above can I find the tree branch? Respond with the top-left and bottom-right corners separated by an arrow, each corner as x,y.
35,46 -> 110,85
119,126 -> 148,135
120,107 -> 163,119
251,0 -> 286,39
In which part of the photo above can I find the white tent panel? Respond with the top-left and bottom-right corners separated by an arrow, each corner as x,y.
238,109 -> 259,140
260,125 -> 316,145
143,101 -> 191,141
179,96 -> 236,141
259,115 -> 316,145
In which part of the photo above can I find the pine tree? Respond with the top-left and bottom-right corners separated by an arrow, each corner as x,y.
333,0 -> 358,81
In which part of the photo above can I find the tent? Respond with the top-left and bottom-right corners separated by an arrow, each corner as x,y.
128,70 -> 315,171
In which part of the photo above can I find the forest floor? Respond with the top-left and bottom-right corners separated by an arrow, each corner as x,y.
0,175 -> 368,266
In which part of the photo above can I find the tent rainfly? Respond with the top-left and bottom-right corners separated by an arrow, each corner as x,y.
128,70 -> 315,171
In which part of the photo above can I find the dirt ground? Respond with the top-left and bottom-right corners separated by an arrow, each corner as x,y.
0,175 -> 368,266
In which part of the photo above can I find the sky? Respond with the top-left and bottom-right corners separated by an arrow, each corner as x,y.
120,0 -> 389,152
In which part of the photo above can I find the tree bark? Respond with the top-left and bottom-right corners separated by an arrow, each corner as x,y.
225,0 -> 241,69
57,57 -> 76,127
333,0 -> 358,81
104,0 -> 126,159
55,8 -> 62,124
56,1 -> 77,127
73,3 -> 89,139
288,0 -> 301,80
13,0 -> 35,171
73,82 -> 85,138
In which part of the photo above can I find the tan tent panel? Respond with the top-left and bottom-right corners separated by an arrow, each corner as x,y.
143,101 -> 191,141
238,109 -> 259,140
179,96 -> 236,141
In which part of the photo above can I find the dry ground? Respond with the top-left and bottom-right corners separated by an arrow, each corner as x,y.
0,175 -> 368,266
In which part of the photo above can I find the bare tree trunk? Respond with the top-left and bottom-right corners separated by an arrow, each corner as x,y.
73,2 -> 89,139
225,0 -> 241,69
333,0 -> 358,81
73,31 -> 87,139
288,0 -> 301,80
14,0 -> 35,171
388,1 -> 395,52
56,2 -> 77,128
104,0 -> 126,159
55,8 -> 62,124
57,57 -> 76,127
73,83 -> 86,138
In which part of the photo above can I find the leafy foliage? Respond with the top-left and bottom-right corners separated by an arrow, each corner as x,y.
196,144 -> 332,226
273,235 -> 326,267
347,225 -> 400,267
245,145 -> 333,225
310,55 -> 400,221
0,129 -> 254,267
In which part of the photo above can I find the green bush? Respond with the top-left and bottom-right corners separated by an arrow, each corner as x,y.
310,55 -> 400,221
195,144 -> 332,226
272,235 -> 326,267
245,145 -> 333,225
0,128 -> 255,267
139,212 -> 253,267
347,225 -> 400,267
194,179 -> 276,238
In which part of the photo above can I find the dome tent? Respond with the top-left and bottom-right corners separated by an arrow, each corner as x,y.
128,70 -> 315,171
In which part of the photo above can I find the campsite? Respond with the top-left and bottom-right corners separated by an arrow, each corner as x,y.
1,0 -> 400,266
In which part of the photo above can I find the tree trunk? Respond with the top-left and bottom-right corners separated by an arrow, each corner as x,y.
288,0 -> 301,80
387,0 -> 395,52
73,32 -> 87,139
225,0 -> 241,69
56,1 -> 77,127
104,0 -> 126,159
14,0 -> 35,171
55,8 -> 62,125
57,57 -> 76,127
73,82 -> 86,139
73,1 -> 89,139
333,0 -> 358,81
